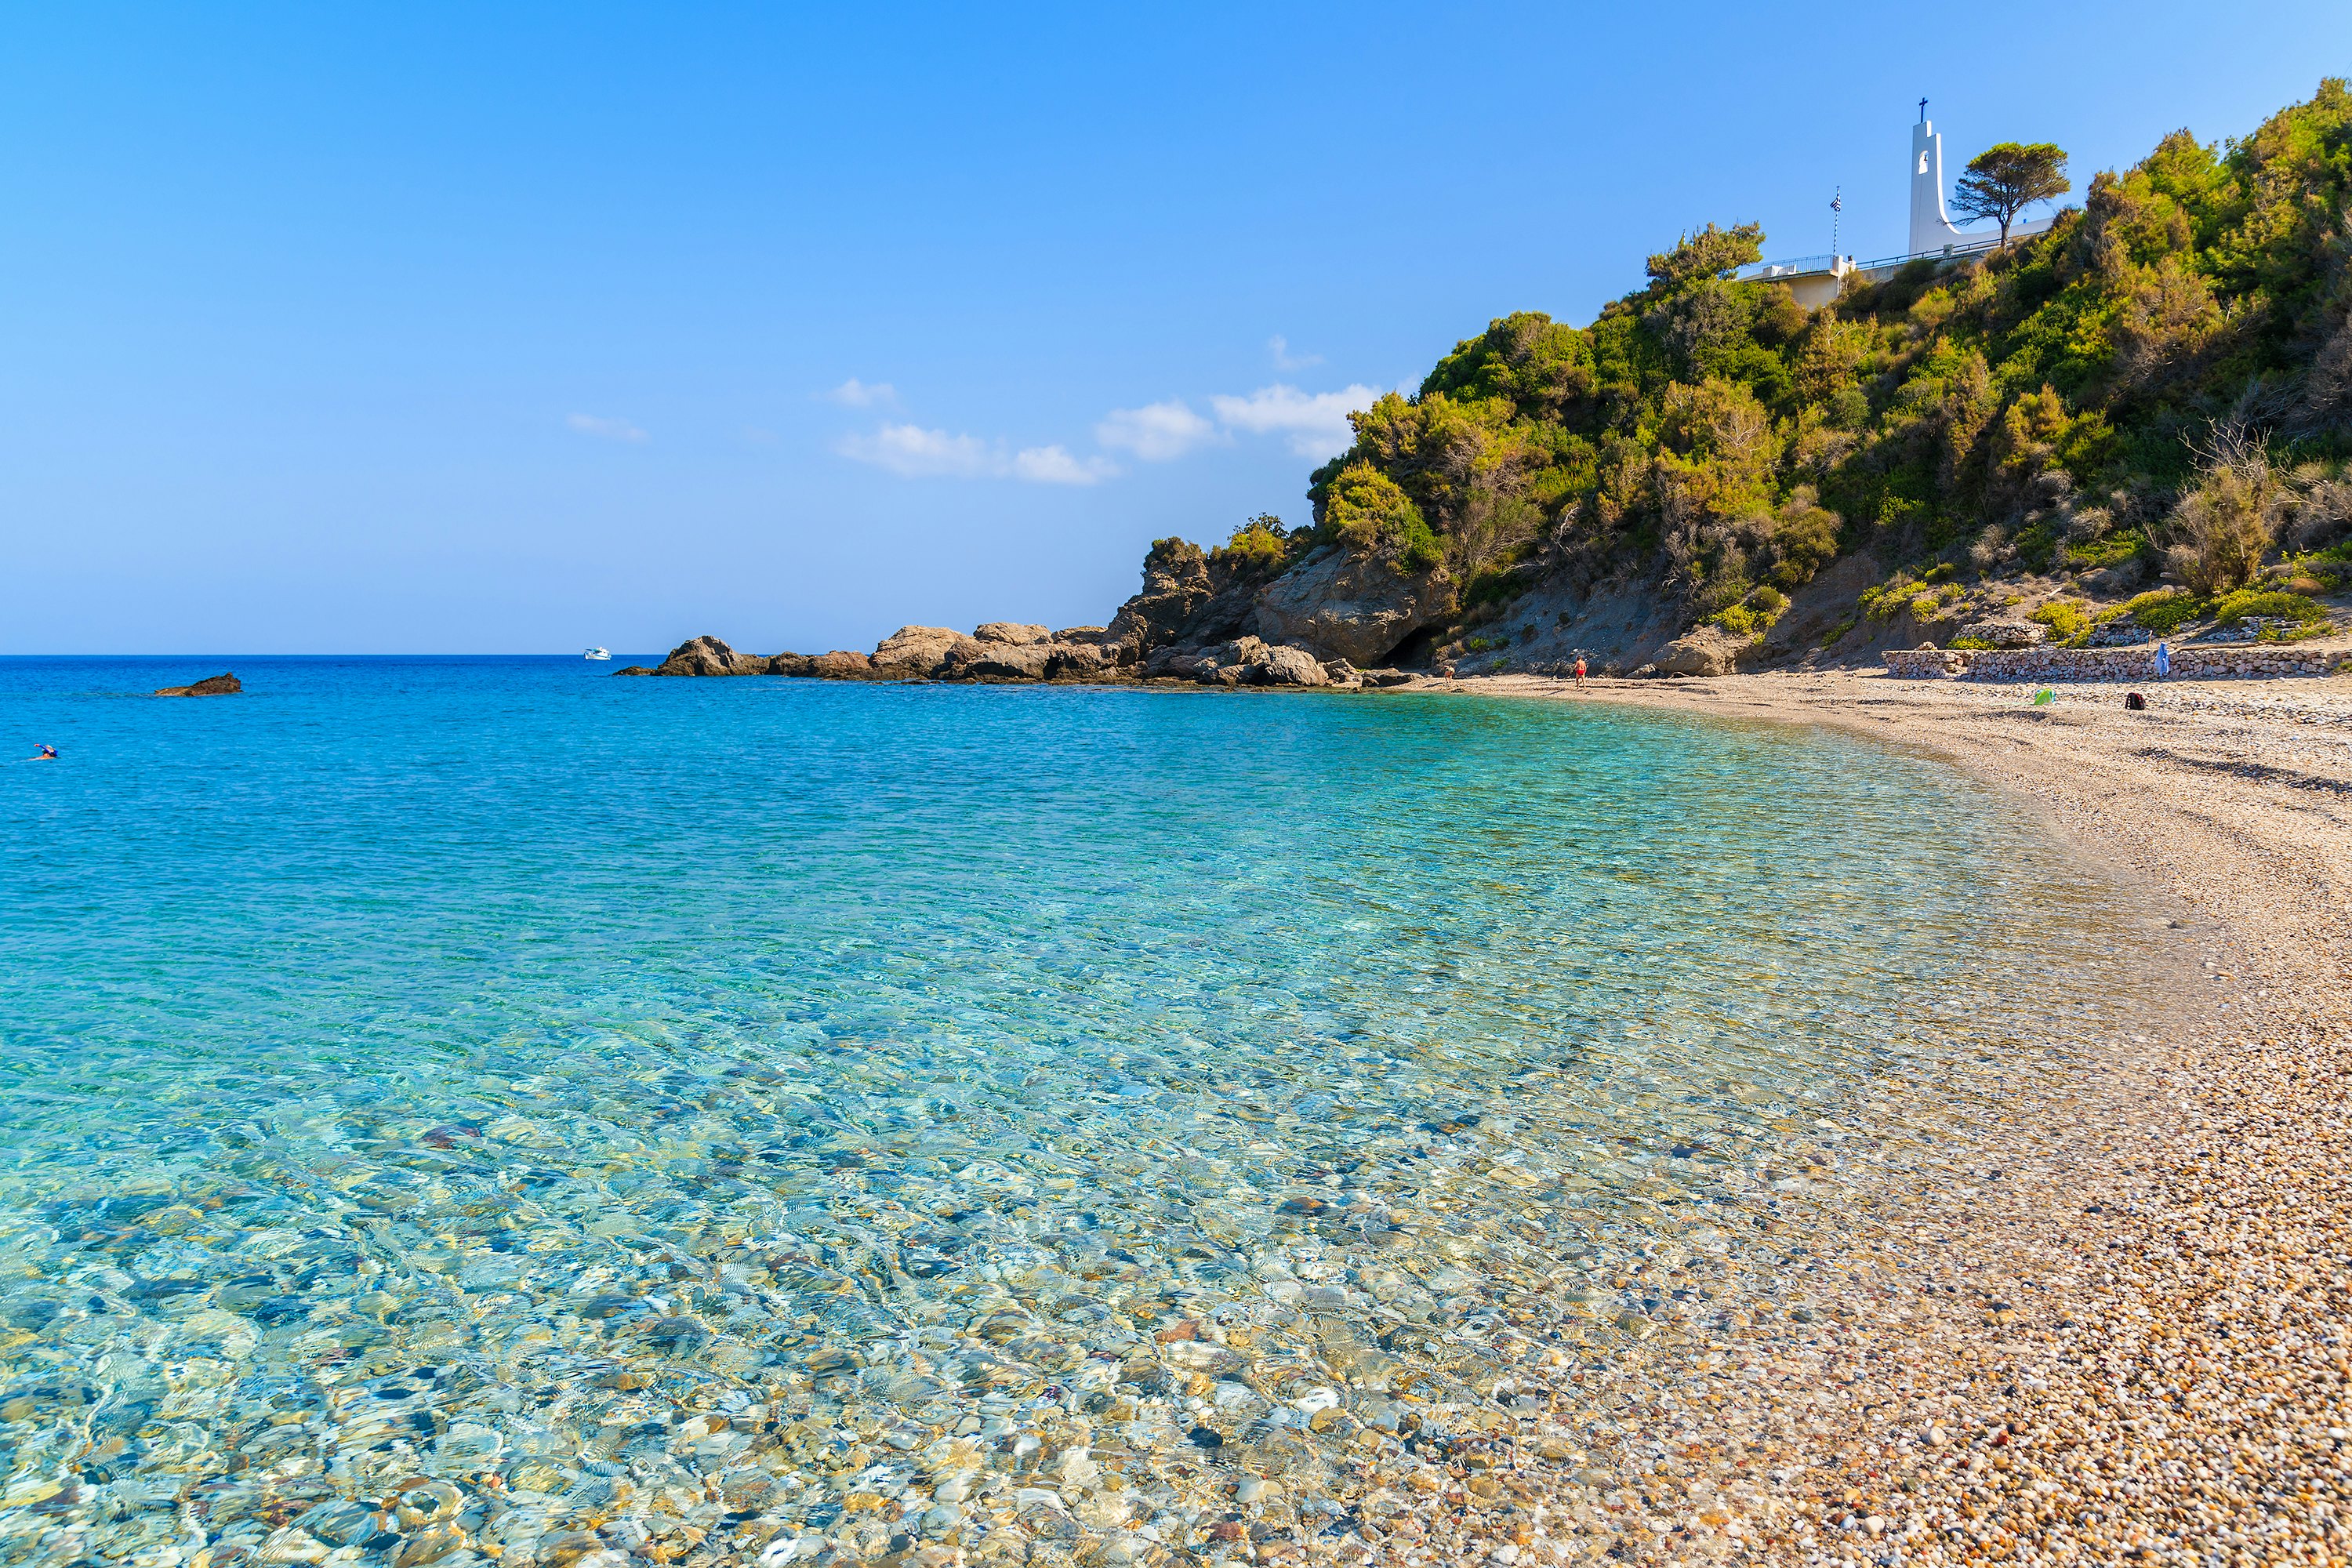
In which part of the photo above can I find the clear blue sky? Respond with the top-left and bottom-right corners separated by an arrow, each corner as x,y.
5,3 -> 2347,654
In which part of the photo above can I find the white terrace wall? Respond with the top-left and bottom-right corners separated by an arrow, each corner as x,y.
1884,645 -> 2346,681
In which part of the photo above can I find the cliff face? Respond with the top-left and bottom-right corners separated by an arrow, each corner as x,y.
1092,536 -> 1449,672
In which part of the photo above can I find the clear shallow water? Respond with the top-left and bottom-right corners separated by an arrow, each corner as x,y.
0,659 -> 2155,1566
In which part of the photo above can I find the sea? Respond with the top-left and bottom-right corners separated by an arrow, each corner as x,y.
0,656 -> 2160,1565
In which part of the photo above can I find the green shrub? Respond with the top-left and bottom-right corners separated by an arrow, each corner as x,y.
1211,514 -> 1296,575
1713,583 -> 1790,637
1858,578 -> 1915,620
2125,590 -> 2205,633
2210,590 -> 2328,626
2013,518 -> 2061,573
2164,458 -> 2281,597
1948,635 -> 1997,650
2065,528 -> 2147,569
1321,464 -> 1443,571
2030,600 -> 2092,644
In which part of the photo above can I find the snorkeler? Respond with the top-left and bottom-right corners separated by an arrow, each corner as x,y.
30,744 -> 56,760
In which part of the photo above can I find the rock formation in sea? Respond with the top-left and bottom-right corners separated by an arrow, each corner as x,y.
154,673 -> 242,696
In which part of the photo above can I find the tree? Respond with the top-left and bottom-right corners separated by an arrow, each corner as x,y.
1319,464 -> 1443,571
1952,143 -> 2071,249
2161,423 -> 2284,594
1213,514 -> 1294,574
1643,222 -> 1765,290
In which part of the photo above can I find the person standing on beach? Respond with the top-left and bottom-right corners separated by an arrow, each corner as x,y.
1573,656 -> 1587,689
2155,641 -> 2172,680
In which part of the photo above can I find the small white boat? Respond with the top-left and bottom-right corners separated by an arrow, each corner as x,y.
583,647 -> 611,661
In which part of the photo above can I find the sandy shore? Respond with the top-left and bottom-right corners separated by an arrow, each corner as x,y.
1427,670 -> 2352,1563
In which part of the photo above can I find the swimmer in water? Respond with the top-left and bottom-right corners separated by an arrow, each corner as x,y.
31,744 -> 56,760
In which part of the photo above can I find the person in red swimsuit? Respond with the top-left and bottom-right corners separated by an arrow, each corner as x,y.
1573,657 -> 1587,688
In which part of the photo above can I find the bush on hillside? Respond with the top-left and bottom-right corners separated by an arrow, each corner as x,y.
1319,464 -> 1444,572
2030,600 -> 2092,644
1212,514 -> 1299,575
2125,590 -> 2206,633
2209,589 -> 2328,626
2161,430 -> 2287,595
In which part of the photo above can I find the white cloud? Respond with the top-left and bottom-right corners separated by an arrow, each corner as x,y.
1269,335 -> 1323,371
1094,399 -> 1219,462
1210,383 -> 1384,459
1013,445 -> 1117,485
567,412 -> 647,443
834,423 -> 997,478
835,423 -> 1114,485
824,378 -> 899,408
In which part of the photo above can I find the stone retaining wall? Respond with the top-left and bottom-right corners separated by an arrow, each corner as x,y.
1884,644 -> 2347,681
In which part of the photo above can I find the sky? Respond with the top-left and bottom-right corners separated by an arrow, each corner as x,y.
5,3 -> 2348,655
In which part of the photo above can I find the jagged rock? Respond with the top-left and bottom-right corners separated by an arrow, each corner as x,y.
1653,628 -> 1746,677
1956,618 -> 2047,649
974,622 -> 1052,645
1251,546 -> 1449,666
612,666 -> 657,677
1359,669 -> 1414,688
1105,539 -> 1217,657
1053,626 -> 1108,642
1156,637 -> 1333,688
768,653 -> 814,676
154,672 -> 241,696
807,650 -> 876,678
1044,643 -> 1112,679
1192,637 -> 1269,683
872,626 -> 985,677
1143,646 -> 1215,679
1250,644 -> 1331,688
653,636 -> 766,677
953,643 -> 1055,680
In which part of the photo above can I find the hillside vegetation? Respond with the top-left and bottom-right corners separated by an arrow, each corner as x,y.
1170,81 -> 2352,670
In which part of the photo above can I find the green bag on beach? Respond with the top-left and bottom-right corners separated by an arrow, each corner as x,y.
2032,688 -> 2054,706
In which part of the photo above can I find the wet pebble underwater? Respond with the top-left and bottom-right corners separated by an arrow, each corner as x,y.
0,660 -> 2166,1565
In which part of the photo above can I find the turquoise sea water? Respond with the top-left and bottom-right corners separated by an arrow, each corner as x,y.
0,659 -> 2154,1565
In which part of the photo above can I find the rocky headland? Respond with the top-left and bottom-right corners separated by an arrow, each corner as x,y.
615,540 -> 1436,691
630,84 -> 2352,699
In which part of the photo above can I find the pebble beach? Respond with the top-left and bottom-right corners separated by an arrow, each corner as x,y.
3,661 -> 2344,1568
1444,668 -> 2352,1564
